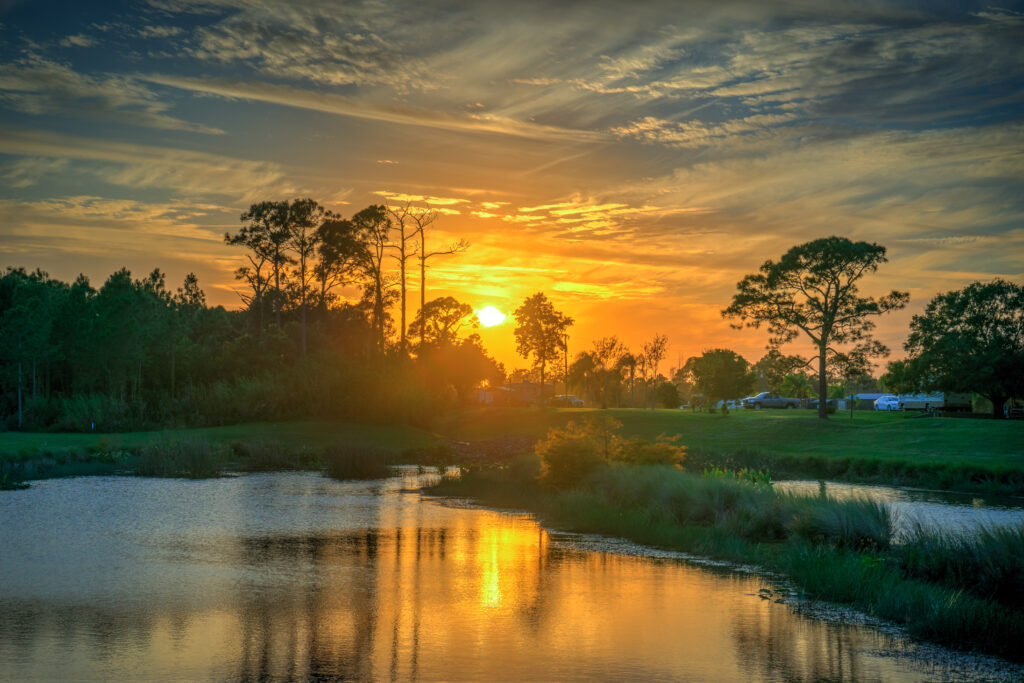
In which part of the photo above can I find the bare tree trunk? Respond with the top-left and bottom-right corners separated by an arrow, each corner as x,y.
817,344 -> 828,420
17,359 -> 23,429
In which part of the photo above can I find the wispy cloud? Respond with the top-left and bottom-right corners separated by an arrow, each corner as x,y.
0,53 -> 223,134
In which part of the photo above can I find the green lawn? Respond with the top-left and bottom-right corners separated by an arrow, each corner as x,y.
440,407 -> 1024,469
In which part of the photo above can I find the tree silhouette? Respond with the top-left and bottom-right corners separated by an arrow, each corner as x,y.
513,293 -> 572,396
904,279 -> 1024,419
723,237 -> 908,419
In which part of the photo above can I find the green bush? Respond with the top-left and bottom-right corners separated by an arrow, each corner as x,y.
787,497 -> 892,551
535,425 -> 605,490
614,434 -> 687,467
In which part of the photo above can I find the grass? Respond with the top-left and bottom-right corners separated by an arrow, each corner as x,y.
438,407 -> 1024,494
1,408 -> 1021,494
0,420 -> 434,485
429,460 -> 1024,661
134,437 -> 231,478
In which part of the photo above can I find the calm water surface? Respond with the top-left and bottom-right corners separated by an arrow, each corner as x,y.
0,472 -> 1010,681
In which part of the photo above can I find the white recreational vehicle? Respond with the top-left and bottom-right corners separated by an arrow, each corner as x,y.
898,392 -> 972,412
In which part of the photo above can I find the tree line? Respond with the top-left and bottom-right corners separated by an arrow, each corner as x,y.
0,198 -> 497,432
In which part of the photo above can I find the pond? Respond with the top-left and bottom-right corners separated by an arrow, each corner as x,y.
0,472 -> 1017,681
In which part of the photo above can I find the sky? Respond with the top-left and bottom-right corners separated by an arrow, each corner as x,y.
1,0 -> 1022,371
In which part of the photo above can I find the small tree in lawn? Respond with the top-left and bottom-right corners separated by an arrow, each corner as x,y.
904,279 -> 1024,419
513,293 -> 572,399
682,349 -> 755,413
723,237 -> 908,419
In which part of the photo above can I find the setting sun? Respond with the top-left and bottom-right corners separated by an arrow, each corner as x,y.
477,306 -> 507,327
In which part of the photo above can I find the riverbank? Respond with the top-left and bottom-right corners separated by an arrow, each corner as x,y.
2,408 -> 1022,495
428,460 -> 1024,662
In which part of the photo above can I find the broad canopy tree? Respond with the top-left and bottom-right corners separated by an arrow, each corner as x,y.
723,237 -> 908,419
903,279 -> 1024,419
681,349 -> 755,411
514,292 -> 573,394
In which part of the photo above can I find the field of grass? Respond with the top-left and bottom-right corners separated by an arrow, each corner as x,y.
2,407 -> 1022,493
439,407 -> 1024,493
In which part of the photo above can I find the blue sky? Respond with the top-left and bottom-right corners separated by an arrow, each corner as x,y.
1,0 -> 1022,365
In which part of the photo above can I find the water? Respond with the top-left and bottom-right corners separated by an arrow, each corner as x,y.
0,472 -> 1015,681
775,480 -> 1024,539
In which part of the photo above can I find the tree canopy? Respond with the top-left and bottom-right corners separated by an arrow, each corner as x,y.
723,236 -> 908,418
903,279 -> 1024,418
513,292 -> 573,392
681,349 -> 755,410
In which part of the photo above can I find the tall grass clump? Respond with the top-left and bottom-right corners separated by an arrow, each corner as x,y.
786,497 -> 892,551
900,525 -> 1024,608
323,444 -> 394,480
232,440 -> 318,471
134,437 -> 229,478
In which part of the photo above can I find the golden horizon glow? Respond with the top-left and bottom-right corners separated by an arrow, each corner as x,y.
477,306 -> 507,327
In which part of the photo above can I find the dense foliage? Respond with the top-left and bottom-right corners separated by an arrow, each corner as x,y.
0,200 -> 504,431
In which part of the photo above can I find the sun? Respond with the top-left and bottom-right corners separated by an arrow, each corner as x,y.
477,305 -> 506,327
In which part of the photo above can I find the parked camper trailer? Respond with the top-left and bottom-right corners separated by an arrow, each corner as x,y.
898,392 -> 972,412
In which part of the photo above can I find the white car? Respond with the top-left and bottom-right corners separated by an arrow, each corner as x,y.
874,395 -> 900,411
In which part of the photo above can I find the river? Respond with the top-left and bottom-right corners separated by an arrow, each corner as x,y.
0,471 -> 1018,681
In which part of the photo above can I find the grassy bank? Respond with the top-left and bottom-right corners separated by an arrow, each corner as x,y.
3,407 -> 1022,494
430,461 -> 1024,661
439,408 -> 1024,494
0,420 -> 434,485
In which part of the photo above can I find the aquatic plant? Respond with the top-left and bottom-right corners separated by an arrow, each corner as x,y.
134,437 -> 229,478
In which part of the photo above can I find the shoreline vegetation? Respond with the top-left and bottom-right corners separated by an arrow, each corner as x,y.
3,409 -> 1023,662
3,408 -> 1021,495
425,447 -> 1024,663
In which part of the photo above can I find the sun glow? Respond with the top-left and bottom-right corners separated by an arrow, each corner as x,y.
477,306 -> 506,327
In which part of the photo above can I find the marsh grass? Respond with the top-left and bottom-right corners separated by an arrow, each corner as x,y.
323,444 -> 394,480
134,437 -> 230,478
429,461 -> 1024,661
231,440 -> 319,471
900,525 -> 1024,608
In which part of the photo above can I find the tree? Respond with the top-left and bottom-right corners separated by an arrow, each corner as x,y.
231,201 -> 293,329
513,293 -> 573,394
283,198 -> 328,355
351,205 -> 394,350
682,349 -> 755,411
409,296 -> 476,346
723,237 -> 908,419
779,372 -> 814,399
315,216 -> 365,310
752,350 -> 807,392
385,202 -> 420,351
413,210 -> 468,351
904,279 -> 1024,419
617,351 -> 638,407
879,359 -> 919,395
641,334 -> 668,409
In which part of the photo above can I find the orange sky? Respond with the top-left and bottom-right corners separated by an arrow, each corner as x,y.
2,1 -> 1022,372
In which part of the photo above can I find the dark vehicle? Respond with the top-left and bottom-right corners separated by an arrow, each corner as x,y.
741,392 -> 800,410
808,398 -> 838,412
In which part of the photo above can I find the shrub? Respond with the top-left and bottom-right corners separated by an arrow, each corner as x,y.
535,423 -> 605,490
614,434 -> 687,467
134,437 -> 229,478
323,444 -> 394,480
